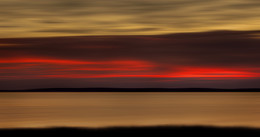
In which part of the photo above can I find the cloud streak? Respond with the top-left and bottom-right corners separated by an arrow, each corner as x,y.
1,30 -> 260,89
0,0 -> 260,37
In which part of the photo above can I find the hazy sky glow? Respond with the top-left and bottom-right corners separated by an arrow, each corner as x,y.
0,0 -> 260,89
0,0 -> 259,38
1,30 -> 260,89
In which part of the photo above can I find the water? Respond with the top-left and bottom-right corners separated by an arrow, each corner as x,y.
0,92 -> 260,128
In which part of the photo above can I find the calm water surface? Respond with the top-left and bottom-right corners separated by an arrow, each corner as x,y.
0,92 -> 260,128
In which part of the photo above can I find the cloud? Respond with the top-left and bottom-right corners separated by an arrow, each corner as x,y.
39,20 -> 67,24
0,30 -> 260,83
0,0 -> 260,38
35,29 -> 95,34
0,25 -> 19,28
1,30 -> 260,66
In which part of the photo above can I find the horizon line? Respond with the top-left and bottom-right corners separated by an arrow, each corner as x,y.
1,29 -> 260,39
2,87 -> 260,92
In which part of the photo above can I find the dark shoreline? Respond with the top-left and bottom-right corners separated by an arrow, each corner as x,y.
1,88 -> 260,92
1,126 -> 260,136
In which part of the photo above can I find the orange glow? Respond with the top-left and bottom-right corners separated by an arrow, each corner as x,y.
0,57 -> 260,80
0,58 -> 151,65
171,67 -> 259,78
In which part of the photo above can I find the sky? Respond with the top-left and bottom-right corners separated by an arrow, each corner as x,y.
0,0 -> 260,89
0,0 -> 260,38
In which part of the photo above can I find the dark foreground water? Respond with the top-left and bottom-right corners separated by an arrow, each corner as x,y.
0,92 -> 259,128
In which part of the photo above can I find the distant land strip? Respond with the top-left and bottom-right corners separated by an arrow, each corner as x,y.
1,88 -> 260,92
1,126 -> 260,136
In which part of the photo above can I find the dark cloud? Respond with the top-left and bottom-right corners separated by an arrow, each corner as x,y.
34,27 -> 159,34
0,30 -> 260,67
35,29 -> 95,34
39,20 -> 67,24
107,28 -> 160,32
1,30 -> 260,89
228,1 -> 260,9
0,25 -> 19,28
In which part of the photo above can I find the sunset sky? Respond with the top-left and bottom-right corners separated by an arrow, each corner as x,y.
0,0 -> 260,89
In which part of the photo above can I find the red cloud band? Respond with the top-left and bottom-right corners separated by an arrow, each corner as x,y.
0,57 -> 259,79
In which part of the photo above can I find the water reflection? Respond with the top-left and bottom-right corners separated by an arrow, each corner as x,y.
0,92 -> 260,128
